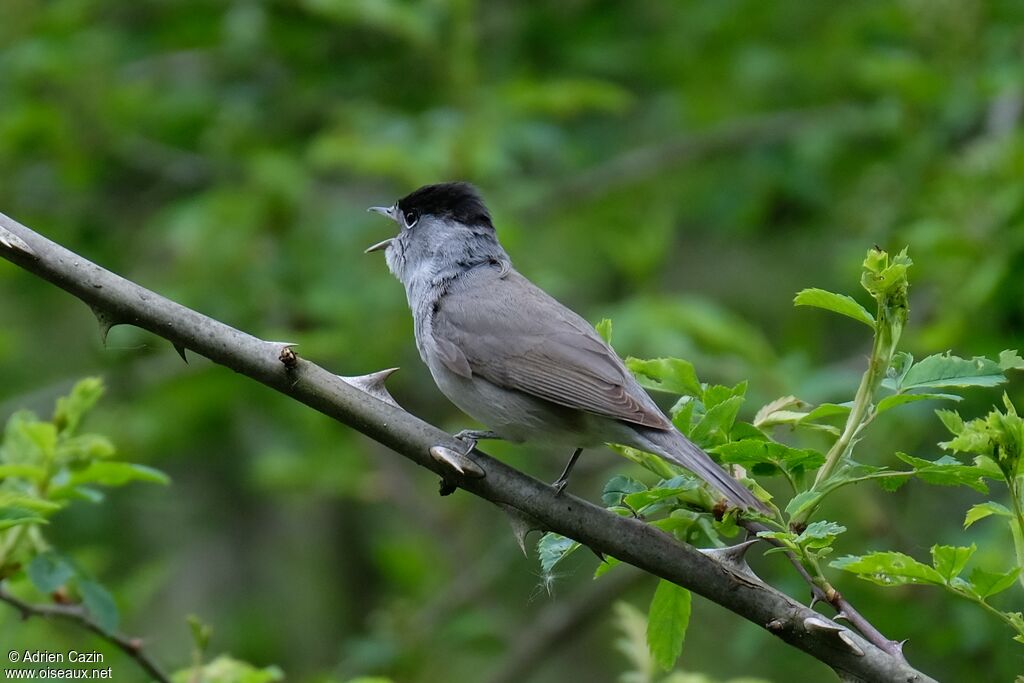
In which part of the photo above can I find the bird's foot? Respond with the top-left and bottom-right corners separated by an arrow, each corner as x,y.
549,448 -> 583,496
453,429 -> 501,456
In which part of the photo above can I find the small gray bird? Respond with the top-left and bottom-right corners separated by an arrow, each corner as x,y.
367,182 -> 764,511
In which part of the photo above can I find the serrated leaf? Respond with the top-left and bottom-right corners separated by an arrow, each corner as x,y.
28,553 -> 76,593
999,349 -> 1024,371
670,398 -> 695,436
78,579 -> 118,634
831,552 -> 945,586
754,396 -> 802,428
969,567 -> 1021,598
595,318 -> 613,344
714,440 -> 824,476
876,392 -> 961,414
646,580 -> 691,671
602,475 -> 647,507
899,353 -> 1009,391
799,521 -> 846,549
784,490 -> 824,518
793,288 -> 875,327
935,409 -> 965,435
964,501 -> 1012,528
537,533 -> 580,574
895,453 -> 992,493
689,396 -> 744,448
626,358 -> 701,397
702,382 -> 746,409
931,544 -> 975,581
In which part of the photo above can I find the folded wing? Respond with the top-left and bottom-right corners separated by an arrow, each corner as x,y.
431,270 -> 671,430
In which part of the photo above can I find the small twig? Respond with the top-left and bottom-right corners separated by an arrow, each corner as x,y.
0,583 -> 170,683
742,519 -> 906,660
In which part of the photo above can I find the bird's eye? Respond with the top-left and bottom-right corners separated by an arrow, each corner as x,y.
403,210 -> 419,229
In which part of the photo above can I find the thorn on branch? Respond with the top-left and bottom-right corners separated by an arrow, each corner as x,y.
339,367 -> 401,408
429,445 -> 485,478
173,343 -> 188,364
0,226 -> 37,258
804,616 -> 843,634
90,306 -> 122,346
699,538 -> 763,583
498,504 -> 546,556
839,630 -> 865,657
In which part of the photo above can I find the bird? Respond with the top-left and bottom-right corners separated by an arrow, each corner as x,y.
366,181 -> 765,511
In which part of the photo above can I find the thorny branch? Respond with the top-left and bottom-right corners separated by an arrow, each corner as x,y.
0,213 -> 936,682
0,584 -> 170,683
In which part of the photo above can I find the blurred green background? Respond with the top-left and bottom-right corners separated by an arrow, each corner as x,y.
2,0 -> 1023,680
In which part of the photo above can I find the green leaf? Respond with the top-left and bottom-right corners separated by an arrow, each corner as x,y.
753,395 -> 802,428
0,464 -> 48,482
784,490 -> 824,518
0,507 -> 48,530
875,392 -> 961,415
646,580 -> 691,671
793,288 -> 875,327
964,501 -> 1012,528
595,318 -> 613,344
931,544 -> 975,581
5,418 -> 58,463
626,358 -> 701,397
899,352 -> 1009,391
58,434 -> 116,462
701,382 -> 746,409
623,480 -> 700,513
798,521 -> 846,549
537,533 -> 580,574
689,396 -> 744,448
53,377 -> 105,435
170,655 -> 283,683
601,475 -> 647,507
28,553 -> 76,593
831,552 -> 945,586
969,567 -> 1021,598
670,398 -> 695,436
78,579 -> 118,634
714,440 -> 824,476
62,462 -> 170,488
935,409 -> 965,435
999,349 -> 1024,371
187,614 -> 213,653
894,453 -> 992,493
594,556 -> 621,579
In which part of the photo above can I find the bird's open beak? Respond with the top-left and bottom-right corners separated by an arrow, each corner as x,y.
366,205 -> 399,253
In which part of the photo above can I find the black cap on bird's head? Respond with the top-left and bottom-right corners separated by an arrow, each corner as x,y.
398,182 -> 492,229
366,182 -> 493,253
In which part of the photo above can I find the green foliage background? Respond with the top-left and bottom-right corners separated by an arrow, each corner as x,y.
2,0 -> 1023,680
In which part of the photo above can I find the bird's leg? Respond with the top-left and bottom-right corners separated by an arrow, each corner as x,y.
453,429 -> 502,456
551,448 -> 583,495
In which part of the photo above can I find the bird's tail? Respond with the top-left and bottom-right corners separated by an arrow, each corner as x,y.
629,426 -> 768,513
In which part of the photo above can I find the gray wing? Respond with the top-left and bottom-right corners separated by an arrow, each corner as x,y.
431,269 -> 672,430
